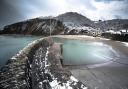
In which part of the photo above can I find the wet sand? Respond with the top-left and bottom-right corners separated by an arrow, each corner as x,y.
55,35 -> 128,89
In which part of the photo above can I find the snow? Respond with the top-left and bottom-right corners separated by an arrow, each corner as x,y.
67,25 -> 95,32
81,85 -> 88,89
115,41 -> 128,47
116,31 -> 121,34
92,42 -> 104,46
50,79 -> 73,89
120,29 -> 127,33
39,82 -> 43,88
106,30 -> 116,34
68,35 -> 95,39
70,76 -> 78,82
44,47 -> 50,71
49,75 -> 88,89
122,42 -> 128,47
50,79 -> 63,88
39,82 -> 43,85
98,37 -> 110,40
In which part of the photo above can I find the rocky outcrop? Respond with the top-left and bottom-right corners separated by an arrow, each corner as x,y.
1,18 -> 64,36
0,37 -> 87,89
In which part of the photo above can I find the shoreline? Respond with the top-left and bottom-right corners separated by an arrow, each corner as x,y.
1,35 -> 128,89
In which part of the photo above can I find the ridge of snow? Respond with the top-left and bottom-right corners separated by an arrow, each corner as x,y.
122,42 -> 128,47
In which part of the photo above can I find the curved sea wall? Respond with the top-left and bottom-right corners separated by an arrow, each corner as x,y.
0,37 -> 87,89
0,37 -> 51,89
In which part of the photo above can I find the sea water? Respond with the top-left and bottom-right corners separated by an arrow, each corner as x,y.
62,40 -> 117,65
0,35 -> 40,67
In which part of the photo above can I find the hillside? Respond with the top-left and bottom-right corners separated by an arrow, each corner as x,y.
96,19 -> 128,31
1,17 -> 64,36
55,12 -> 97,35
55,12 -> 95,27
1,12 -> 128,35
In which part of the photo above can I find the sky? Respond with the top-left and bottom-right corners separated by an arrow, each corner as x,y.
0,0 -> 128,27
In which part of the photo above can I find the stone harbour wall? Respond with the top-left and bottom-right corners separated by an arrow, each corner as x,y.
0,37 -> 87,89
0,37 -> 51,89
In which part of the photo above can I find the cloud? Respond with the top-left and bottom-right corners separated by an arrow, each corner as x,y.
0,0 -> 25,27
95,0 -> 125,3
91,0 -> 128,20
0,0 -> 128,27
9,0 -> 128,20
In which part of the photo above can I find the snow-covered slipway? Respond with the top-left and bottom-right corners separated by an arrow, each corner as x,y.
0,37 -> 87,89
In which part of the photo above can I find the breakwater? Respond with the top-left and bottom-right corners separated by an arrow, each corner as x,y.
0,37 -> 87,89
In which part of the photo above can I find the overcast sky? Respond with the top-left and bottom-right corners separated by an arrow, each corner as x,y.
0,0 -> 128,27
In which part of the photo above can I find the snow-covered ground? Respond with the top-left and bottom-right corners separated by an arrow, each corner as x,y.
115,40 -> 128,47
54,35 -> 95,39
122,42 -> 128,47
50,76 -> 87,89
98,37 -> 110,40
